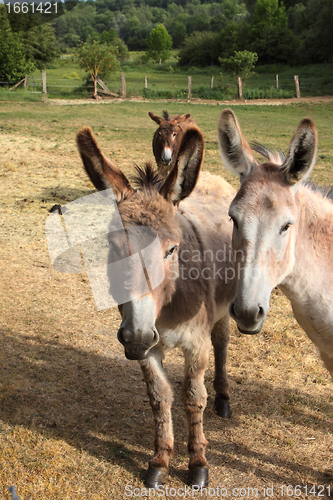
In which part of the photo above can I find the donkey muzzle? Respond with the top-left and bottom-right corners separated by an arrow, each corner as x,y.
117,326 -> 160,360
229,301 -> 266,335
161,147 -> 172,166
117,297 -> 159,360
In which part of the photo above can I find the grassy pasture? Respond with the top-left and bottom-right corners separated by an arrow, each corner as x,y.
1,57 -> 333,101
0,100 -> 333,499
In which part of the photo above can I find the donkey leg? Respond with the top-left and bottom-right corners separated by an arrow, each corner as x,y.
140,350 -> 174,488
182,336 -> 211,488
211,316 -> 232,418
319,350 -> 333,378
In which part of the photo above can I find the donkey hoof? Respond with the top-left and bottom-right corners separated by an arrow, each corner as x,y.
214,398 -> 232,418
145,465 -> 168,489
188,466 -> 209,488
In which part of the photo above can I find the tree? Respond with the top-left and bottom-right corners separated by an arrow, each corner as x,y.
252,0 -> 288,28
168,19 -> 187,48
76,41 -> 119,98
146,24 -> 172,63
100,29 -> 129,61
178,31 -> 219,67
0,18 -> 34,83
215,21 -> 246,60
246,0 -> 297,64
22,25 -> 58,70
219,50 -> 258,80
294,0 -> 333,63
219,50 -> 258,97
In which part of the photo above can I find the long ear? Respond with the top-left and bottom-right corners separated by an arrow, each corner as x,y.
160,126 -> 204,204
217,108 -> 257,179
76,127 -> 133,202
283,118 -> 318,187
149,111 -> 163,125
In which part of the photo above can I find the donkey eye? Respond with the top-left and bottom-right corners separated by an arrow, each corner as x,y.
165,245 -> 178,259
280,222 -> 292,234
229,216 -> 238,230
172,132 -> 177,138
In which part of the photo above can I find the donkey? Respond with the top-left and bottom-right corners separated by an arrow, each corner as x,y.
149,111 -> 197,175
76,124 -> 236,488
217,108 -> 333,378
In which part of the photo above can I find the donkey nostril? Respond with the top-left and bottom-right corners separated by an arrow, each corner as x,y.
229,302 -> 236,319
151,327 -> 160,347
117,326 -> 125,345
257,306 -> 264,320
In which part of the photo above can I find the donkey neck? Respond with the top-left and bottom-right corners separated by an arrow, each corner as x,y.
156,173 -> 235,331
280,184 -> 333,308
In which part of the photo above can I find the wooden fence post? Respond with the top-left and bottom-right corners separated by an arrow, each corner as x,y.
237,76 -> 243,99
276,74 -> 279,90
121,73 -> 126,98
210,75 -> 214,89
42,70 -> 47,103
145,75 -> 147,89
294,75 -> 301,98
188,76 -> 191,100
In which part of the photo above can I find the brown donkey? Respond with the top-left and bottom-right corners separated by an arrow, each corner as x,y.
149,111 -> 197,175
76,125 -> 236,488
218,108 -> 333,378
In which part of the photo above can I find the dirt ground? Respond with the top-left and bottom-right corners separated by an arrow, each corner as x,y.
0,99 -> 333,500
48,95 -> 333,107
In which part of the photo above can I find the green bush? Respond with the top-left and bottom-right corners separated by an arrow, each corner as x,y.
243,87 -> 294,99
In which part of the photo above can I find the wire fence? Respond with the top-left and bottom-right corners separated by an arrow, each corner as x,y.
1,70 -> 333,102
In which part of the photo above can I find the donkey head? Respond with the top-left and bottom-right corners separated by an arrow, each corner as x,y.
77,125 -> 204,359
218,108 -> 317,334
149,111 -> 192,173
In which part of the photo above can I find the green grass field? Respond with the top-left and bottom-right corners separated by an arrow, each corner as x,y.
1,99 -> 333,183
1,55 -> 333,102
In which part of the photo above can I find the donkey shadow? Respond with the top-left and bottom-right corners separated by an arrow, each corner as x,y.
1,330 -> 332,486
39,187 -> 95,207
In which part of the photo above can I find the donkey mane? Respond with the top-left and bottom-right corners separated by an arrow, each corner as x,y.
163,110 -> 171,121
251,141 -> 285,165
252,142 -> 333,203
131,163 -> 166,192
305,181 -> 333,202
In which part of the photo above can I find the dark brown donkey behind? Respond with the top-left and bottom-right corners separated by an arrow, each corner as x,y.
76,124 -> 236,488
149,110 -> 197,175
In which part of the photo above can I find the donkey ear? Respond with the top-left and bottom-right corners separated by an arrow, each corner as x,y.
176,113 -> 191,124
149,112 -> 162,125
217,108 -> 257,180
283,118 -> 318,188
160,126 -> 204,204
76,127 -> 134,202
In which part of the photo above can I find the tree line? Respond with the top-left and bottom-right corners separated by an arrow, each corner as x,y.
0,0 -> 332,84
51,0 -> 332,65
